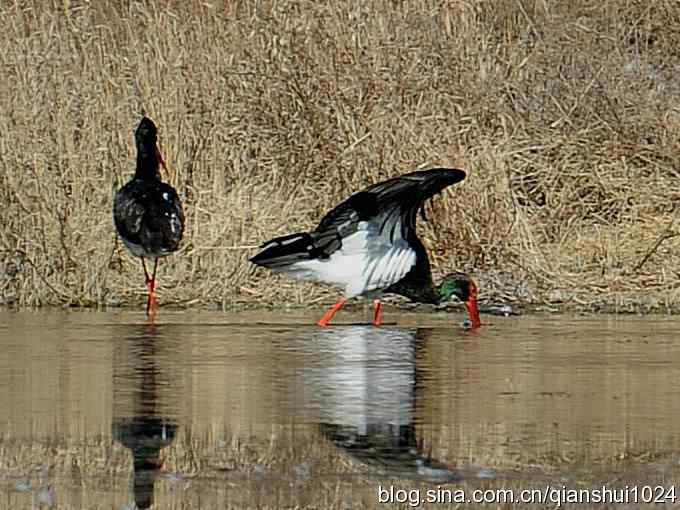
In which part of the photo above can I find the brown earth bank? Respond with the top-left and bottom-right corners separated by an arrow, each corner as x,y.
2,1 -> 680,311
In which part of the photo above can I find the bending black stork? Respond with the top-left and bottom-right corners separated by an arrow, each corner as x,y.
250,168 -> 480,328
113,117 -> 184,317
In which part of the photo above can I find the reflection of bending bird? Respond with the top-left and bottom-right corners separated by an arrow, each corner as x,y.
304,326 -> 455,481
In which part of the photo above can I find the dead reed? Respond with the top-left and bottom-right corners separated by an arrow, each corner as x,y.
1,0 -> 680,310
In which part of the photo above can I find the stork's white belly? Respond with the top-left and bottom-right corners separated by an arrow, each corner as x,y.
280,229 -> 416,298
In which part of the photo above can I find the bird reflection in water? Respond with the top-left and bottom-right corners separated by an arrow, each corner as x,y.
112,324 -> 178,509
305,326 -> 455,481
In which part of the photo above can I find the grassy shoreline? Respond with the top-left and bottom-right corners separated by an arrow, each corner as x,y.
2,1 -> 680,311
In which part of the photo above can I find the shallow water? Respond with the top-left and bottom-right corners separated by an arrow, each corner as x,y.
1,309 -> 680,509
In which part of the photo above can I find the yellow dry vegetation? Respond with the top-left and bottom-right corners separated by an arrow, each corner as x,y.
1,1 -> 680,311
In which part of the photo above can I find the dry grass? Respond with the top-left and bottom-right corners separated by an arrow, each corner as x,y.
1,0 -> 680,310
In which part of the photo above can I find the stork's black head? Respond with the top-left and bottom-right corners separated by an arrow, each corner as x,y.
135,117 -> 158,149
439,272 -> 481,329
133,117 -> 167,180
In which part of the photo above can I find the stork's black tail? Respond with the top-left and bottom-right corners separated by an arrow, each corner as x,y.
250,232 -> 315,269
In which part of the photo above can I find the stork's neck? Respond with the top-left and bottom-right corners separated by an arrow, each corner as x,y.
431,282 -> 446,304
135,144 -> 161,181
406,281 -> 441,305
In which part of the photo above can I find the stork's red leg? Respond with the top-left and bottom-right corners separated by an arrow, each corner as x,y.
142,258 -> 151,286
141,258 -> 155,318
147,258 -> 159,317
317,298 -> 347,327
372,299 -> 381,327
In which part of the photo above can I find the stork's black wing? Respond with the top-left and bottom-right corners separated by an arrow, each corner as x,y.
249,168 -> 465,269
311,168 -> 466,256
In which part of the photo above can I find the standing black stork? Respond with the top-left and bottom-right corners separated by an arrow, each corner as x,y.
114,117 -> 185,317
250,168 -> 480,328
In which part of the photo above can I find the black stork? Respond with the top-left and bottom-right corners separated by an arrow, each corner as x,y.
113,117 -> 184,317
250,168 -> 480,328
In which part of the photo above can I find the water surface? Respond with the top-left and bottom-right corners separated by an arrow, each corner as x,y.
1,310 -> 679,508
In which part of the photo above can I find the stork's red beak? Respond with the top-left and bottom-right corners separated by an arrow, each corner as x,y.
465,282 -> 481,329
155,144 -> 168,175
465,299 -> 481,329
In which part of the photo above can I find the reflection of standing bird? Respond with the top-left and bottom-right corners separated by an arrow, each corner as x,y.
114,117 -> 184,317
112,325 -> 178,509
250,168 -> 480,328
